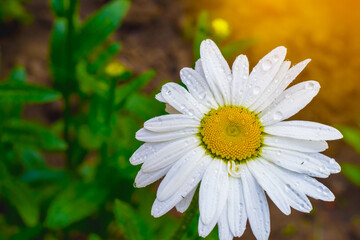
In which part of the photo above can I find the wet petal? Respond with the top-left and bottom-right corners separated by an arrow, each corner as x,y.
241,165 -> 270,240
242,46 -> 287,108
231,54 -> 249,106
144,114 -> 200,132
200,39 -> 232,105
264,120 -> 343,141
199,160 -> 229,224
263,135 -> 328,153
260,81 -> 320,125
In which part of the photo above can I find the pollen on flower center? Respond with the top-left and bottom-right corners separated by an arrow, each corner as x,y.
199,106 -> 264,162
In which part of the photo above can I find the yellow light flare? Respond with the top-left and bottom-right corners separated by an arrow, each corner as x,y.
185,0 -> 360,124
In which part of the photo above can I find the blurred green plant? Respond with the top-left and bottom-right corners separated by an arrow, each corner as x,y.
0,0 -> 190,239
184,11 -> 257,62
338,125 -> 360,187
0,0 -> 32,24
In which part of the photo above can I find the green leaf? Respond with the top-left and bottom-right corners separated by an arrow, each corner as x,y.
21,169 -> 65,183
1,119 -> 67,150
125,93 -> 165,120
0,83 -> 61,104
88,234 -> 102,240
7,66 -> 27,84
49,0 -> 67,17
338,125 -> 360,153
342,163 -> 360,187
87,42 -> 122,74
9,225 -> 43,240
193,11 -> 211,61
77,61 -> 109,96
114,199 -> 153,240
115,70 -> 156,109
74,0 -> 130,60
0,164 -> 40,227
45,182 -> 108,228
49,19 -> 68,84
0,66 -> 28,119
221,38 -> 257,59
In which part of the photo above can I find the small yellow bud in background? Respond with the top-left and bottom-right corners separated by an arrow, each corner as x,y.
211,18 -> 230,39
105,60 -> 126,77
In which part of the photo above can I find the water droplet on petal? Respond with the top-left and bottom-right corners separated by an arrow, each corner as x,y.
253,86 -> 261,95
198,92 -> 206,100
305,82 -> 315,90
273,111 -> 283,121
273,54 -> 280,62
262,59 -> 272,71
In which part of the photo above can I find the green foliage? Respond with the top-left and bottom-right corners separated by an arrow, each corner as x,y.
0,164 -> 40,227
74,0 -> 130,61
114,199 -> 153,240
339,124 -> 360,188
0,0 -> 32,24
338,125 -> 360,154
342,163 -> 360,187
45,182 -> 108,228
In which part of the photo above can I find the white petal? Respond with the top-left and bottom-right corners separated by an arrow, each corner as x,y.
218,206 -> 234,240
263,135 -> 328,153
268,163 -> 335,201
231,54 -> 249,106
157,147 -> 204,201
262,146 -> 330,178
195,59 -> 205,78
241,165 -> 270,240
135,127 -> 198,143
264,120 -> 343,141
144,114 -> 200,132
165,103 -> 180,114
175,187 -> 196,213
256,59 -> 311,112
227,177 -> 247,237
306,153 -> 341,174
141,136 -> 200,172
247,159 -> 291,215
250,61 -> 291,112
296,175 -> 335,201
260,81 -> 320,125
161,82 -> 207,118
242,46 -> 287,108
155,92 -> 166,103
151,155 -> 212,217
200,39 -> 232,105
180,68 -> 218,109
199,160 -> 229,225
135,165 -> 172,188
253,159 -> 313,213
130,141 -> 171,165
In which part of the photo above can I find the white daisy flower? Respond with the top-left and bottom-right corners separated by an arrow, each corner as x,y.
130,39 -> 342,240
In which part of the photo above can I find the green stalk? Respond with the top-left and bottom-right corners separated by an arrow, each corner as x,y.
169,193 -> 199,240
64,0 -> 78,166
100,77 -> 117,164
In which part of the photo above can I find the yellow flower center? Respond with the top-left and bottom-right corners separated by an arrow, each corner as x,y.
199,106 -> 263,162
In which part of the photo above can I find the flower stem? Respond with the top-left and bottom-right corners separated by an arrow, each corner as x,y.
169,193 -> 199,240
64,0 -> 78,167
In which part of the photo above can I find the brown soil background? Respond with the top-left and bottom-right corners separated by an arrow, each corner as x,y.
0,0 -> 359,239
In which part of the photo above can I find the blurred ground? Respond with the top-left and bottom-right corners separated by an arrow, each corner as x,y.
0,0 -> 360,239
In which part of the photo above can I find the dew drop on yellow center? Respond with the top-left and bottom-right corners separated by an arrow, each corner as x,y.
199,106 -> 263,162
